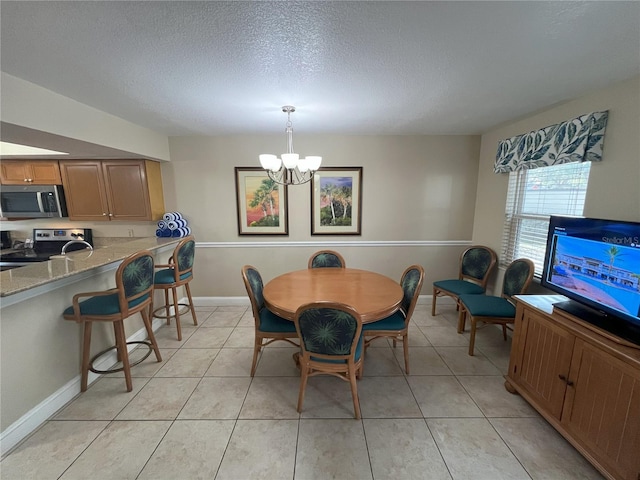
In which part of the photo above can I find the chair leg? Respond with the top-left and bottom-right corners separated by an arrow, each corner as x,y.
502,324 -> 508,341
431,289 -> 437,316
142,307 -> 162,363
297,363 -> 310,414
114,321 -> 133,392
171,286 -> 183,341
250,335 -> 262,377
348,365 -> 361,419
163,289 -> 171,325
457,308 -> 466,334
113,323 -> 122,362
403,333 -> 410,374
184,282 -> 198,326
468,317 -> 477,356
81,321 -> 93,392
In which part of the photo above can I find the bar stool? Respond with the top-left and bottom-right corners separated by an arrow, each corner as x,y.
63,250 -> 162,392
152,235 -> 197,341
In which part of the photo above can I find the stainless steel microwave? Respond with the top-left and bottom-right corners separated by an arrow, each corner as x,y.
0,185 -> 68,218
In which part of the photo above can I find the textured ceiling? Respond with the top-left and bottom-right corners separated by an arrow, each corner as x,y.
1,1 -> 639,137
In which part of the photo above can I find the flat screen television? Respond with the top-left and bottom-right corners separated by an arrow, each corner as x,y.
541,215 -> 640,348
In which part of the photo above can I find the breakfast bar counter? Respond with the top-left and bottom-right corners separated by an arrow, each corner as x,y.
0,236 -> 181,300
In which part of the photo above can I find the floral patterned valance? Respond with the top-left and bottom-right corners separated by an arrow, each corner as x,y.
494,111 -> 608,173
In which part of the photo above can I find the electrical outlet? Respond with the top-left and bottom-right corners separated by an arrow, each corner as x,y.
127,229 -> 134,237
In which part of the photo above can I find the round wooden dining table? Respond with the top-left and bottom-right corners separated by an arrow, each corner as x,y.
263,268 -> 403,323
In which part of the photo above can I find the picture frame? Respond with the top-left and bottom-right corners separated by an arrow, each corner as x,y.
235,167 -> 288,235
311,167 -> 362,235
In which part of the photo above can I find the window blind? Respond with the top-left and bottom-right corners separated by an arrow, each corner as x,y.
502,162 -> 591,275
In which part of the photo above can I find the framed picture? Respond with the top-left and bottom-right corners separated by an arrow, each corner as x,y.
311,167 -> 362,235
235,167 -> 288,235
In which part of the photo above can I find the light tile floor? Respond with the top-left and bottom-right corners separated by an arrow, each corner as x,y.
1,304 -> 604,480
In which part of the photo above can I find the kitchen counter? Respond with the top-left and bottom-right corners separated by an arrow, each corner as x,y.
0,236 -> 182,298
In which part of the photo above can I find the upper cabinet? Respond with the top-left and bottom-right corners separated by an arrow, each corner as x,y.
59,159 -> 165,221
0,160 -> 62,185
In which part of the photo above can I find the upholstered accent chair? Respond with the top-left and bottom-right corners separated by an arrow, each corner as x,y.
63,250 -> 162,392
308,250 -> 346,269
152,235 -> 198,341
241,265 -> 299,376
363,265 -> 424,374
432,245 -> 497,316
458,258 -> 535,356
294,301 -> 364,419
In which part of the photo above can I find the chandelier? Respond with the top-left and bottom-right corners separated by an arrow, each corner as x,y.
259,106 -> 322,186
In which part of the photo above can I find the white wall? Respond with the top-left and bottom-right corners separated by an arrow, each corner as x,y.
472,75 -> 640,293
1,73 -> 171,162
164,134 -> 481,296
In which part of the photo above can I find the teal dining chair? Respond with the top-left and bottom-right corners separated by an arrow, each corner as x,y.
432,245 -> 497,317
63,250 -> 162,392
152,235 -> 198,341
294,301 -> 364,419
458,258 -> 535,355
308,250 -> 346,268
363,265 -> 424,374
241,265 -> 299,376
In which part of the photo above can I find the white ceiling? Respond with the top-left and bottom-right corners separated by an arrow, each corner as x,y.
1,1 -> 639,139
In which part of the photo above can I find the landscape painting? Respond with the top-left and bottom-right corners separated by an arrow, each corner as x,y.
235,167 -> 288,235
311,167 -> 362,235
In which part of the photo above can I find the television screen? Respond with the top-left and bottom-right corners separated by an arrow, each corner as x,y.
541,216 -> 640,346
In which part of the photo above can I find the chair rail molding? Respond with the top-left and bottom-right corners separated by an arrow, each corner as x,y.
196,240 -> 472,248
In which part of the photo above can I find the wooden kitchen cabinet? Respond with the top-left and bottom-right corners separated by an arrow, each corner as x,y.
506,296 -> 640,480
59,159 -> 165,221
0,160 -> 62,185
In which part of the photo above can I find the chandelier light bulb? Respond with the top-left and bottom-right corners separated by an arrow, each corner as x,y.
306,156 -> 322,171
281,153 -> 299,169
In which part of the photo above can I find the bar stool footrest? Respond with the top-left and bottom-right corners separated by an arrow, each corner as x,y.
89,341 -> 153,374
152,303 -> 191,320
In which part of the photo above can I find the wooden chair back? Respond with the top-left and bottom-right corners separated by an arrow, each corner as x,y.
308,250 -> 346,269
459,245 -> 497,288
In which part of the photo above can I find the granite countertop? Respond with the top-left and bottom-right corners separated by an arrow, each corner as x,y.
0,237 -> 181,297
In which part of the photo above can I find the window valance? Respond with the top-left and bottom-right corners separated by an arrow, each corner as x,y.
494,111 -> 608,173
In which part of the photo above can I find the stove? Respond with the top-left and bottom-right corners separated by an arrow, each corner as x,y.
0,228 -> 93,269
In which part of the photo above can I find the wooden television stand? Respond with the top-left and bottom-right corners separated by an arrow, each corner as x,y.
505,295 -> 640,480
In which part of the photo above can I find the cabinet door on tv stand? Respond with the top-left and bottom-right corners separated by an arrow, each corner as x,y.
511,307 -> 575,419
561,339 -> 640,480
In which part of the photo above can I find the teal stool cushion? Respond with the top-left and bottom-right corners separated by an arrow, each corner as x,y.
154,269 -> 192,284
459,294 -> 515,317
362,310 -> 406,331
64,292 -> 150,316
258,308 -> 297,333
434,279 -> 485,295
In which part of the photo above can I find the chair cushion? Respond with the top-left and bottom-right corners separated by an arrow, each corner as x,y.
64,292 -> 150,317
311,335 -> 364,364
154,268 -> 192,285
459,294 -> 515,318
363,310 -> 406,331
258,308 -> 297,333
433,279 -> 485,295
